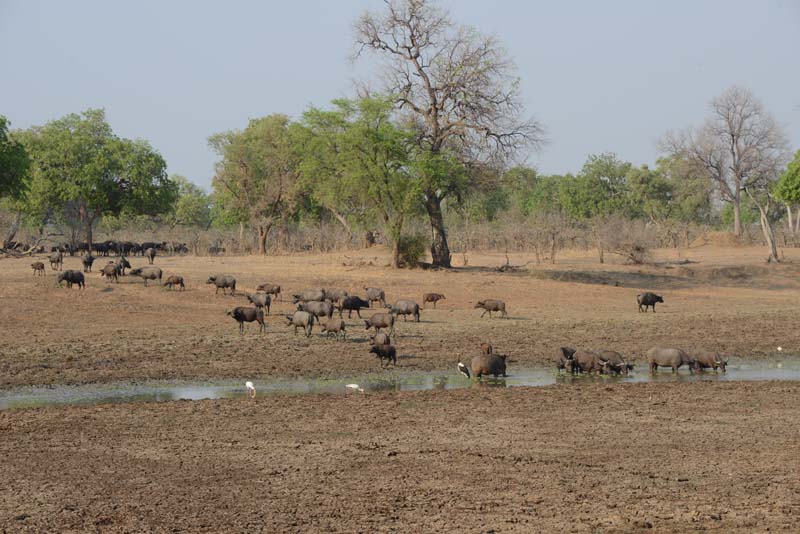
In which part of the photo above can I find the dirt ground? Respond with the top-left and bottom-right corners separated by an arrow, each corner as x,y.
2,243 -> 800,532
1,381 -> 799,532
0,244 -> 799,387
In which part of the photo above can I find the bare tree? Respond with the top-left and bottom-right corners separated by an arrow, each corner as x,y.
662,86 -> 789,239
353,0 -> 543,267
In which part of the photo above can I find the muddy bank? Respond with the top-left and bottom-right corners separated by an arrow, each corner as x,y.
2,380 -> 798,532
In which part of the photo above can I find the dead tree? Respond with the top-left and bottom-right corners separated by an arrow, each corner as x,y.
353,0 -> 544,268
661,86 -> 789,241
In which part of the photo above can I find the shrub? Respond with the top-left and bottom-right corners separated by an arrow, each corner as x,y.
397,234 -> 427,267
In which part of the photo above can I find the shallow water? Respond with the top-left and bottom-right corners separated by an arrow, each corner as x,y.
1,360 -> 798,410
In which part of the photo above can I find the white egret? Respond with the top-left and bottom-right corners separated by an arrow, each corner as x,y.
245,381 -> 256,398
345,383 -> 364,393
457,360 -> 471,379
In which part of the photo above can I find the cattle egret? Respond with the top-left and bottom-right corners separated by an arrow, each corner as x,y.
778,346 -> 783,352
457,360 -> 471,379
245,381 -> 256,398
345,383 -> 364,393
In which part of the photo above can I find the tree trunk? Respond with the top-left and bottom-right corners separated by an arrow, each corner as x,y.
795,207 -> 800,235
79,203 -> 94,250
329,209 -> 352,238
732,193 -> 742,237
2,211 -> 21,248
257,220 -> 272,255
391,239 -> 401,268
424,193 -> 451,268
759,208 -> 779,262
745,189 -> 779,262
592,224 -> 604,264
238,222 -> 245,253
786,204 -> 794,236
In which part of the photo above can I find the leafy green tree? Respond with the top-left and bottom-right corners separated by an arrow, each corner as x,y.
625,165 -> 673,223
209,114 -> 298,254
578,152 -> 634,216
458,164 -> 517,223
556,174 -> 611,220
21,109 -> 175,248
295,102 -> 367,237
0,116 -> 29,200
0,116 -> 31,247
462,188 -> 509,222
524,174 -> 563,215
501,166 -> 538,215
169,175 -> 212,229
299,97 -> 420,267
655,155 -> 712,224
548,154 -> 634,263
774,150 -> 800,234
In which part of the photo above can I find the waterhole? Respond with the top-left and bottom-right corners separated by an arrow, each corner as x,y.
1,360 -> 798,410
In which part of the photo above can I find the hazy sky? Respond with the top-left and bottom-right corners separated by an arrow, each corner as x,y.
2,0 -> 799,190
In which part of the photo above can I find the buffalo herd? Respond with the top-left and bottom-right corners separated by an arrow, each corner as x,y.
31,243 -> 730,379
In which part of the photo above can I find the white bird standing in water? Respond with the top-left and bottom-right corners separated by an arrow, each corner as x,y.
245,381 -> 256,398
345,383 -> 364,393
457,360 -> 471,379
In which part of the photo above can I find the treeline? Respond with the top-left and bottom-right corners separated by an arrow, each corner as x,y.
2,99 -> 800,265
2,1 -> 799,265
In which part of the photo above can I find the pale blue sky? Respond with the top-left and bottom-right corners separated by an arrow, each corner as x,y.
2,0 -> 799,190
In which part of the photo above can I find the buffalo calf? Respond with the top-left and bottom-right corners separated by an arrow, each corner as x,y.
422,293 -> 445,308
164,275 -> 186,291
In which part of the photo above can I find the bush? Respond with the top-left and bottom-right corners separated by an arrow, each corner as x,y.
397,234 -> 427,267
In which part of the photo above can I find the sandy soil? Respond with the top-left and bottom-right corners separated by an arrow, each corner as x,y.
2,380 -> 799,532
0,245 -> 798,387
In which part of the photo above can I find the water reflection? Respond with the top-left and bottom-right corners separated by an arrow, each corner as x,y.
1,359 -> 799,410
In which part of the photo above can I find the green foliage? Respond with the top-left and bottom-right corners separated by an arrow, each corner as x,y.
209,114 -> 297,238
295,100 -> 369,231
581,152 -> 633,195
775,150 -> 800,204
654,155 -> 712,224
720,201 -> 760,227
625,165 -> 673,222
19,109 -> 175,242
462,188 -> 509,222
462,165 -> 539,222
0,116 -> 30,200
535,154 -> 636,221
170,175 -> 212,228
524,174 -> 563,215
556,173 -> 612,219
415,150 -> 469,201
298,97 -> 421,266
502,166 -> 538,215
397,233 -> 427,266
